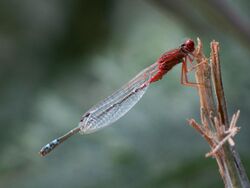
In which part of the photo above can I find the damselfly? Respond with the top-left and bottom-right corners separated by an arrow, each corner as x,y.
39,39 -> 195,157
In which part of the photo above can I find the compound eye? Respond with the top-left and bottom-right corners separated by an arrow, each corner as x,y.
185,39 -> 195,52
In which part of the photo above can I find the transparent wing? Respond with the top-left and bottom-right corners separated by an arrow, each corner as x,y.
79,62 -> 159,134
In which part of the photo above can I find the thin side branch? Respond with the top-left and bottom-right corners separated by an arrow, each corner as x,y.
206,111 -> 241,157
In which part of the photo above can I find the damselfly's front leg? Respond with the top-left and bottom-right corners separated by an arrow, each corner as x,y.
181,58 -> 203,88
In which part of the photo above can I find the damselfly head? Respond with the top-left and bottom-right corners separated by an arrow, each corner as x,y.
181,39 -> 195,54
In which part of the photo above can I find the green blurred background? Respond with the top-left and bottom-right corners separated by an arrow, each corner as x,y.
0,0 -> 250,187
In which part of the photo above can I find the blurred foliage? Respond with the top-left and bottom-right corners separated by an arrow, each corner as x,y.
0,0 -> 250,187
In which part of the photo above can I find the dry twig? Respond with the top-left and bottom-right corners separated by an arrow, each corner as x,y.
188,38 -> 249,188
